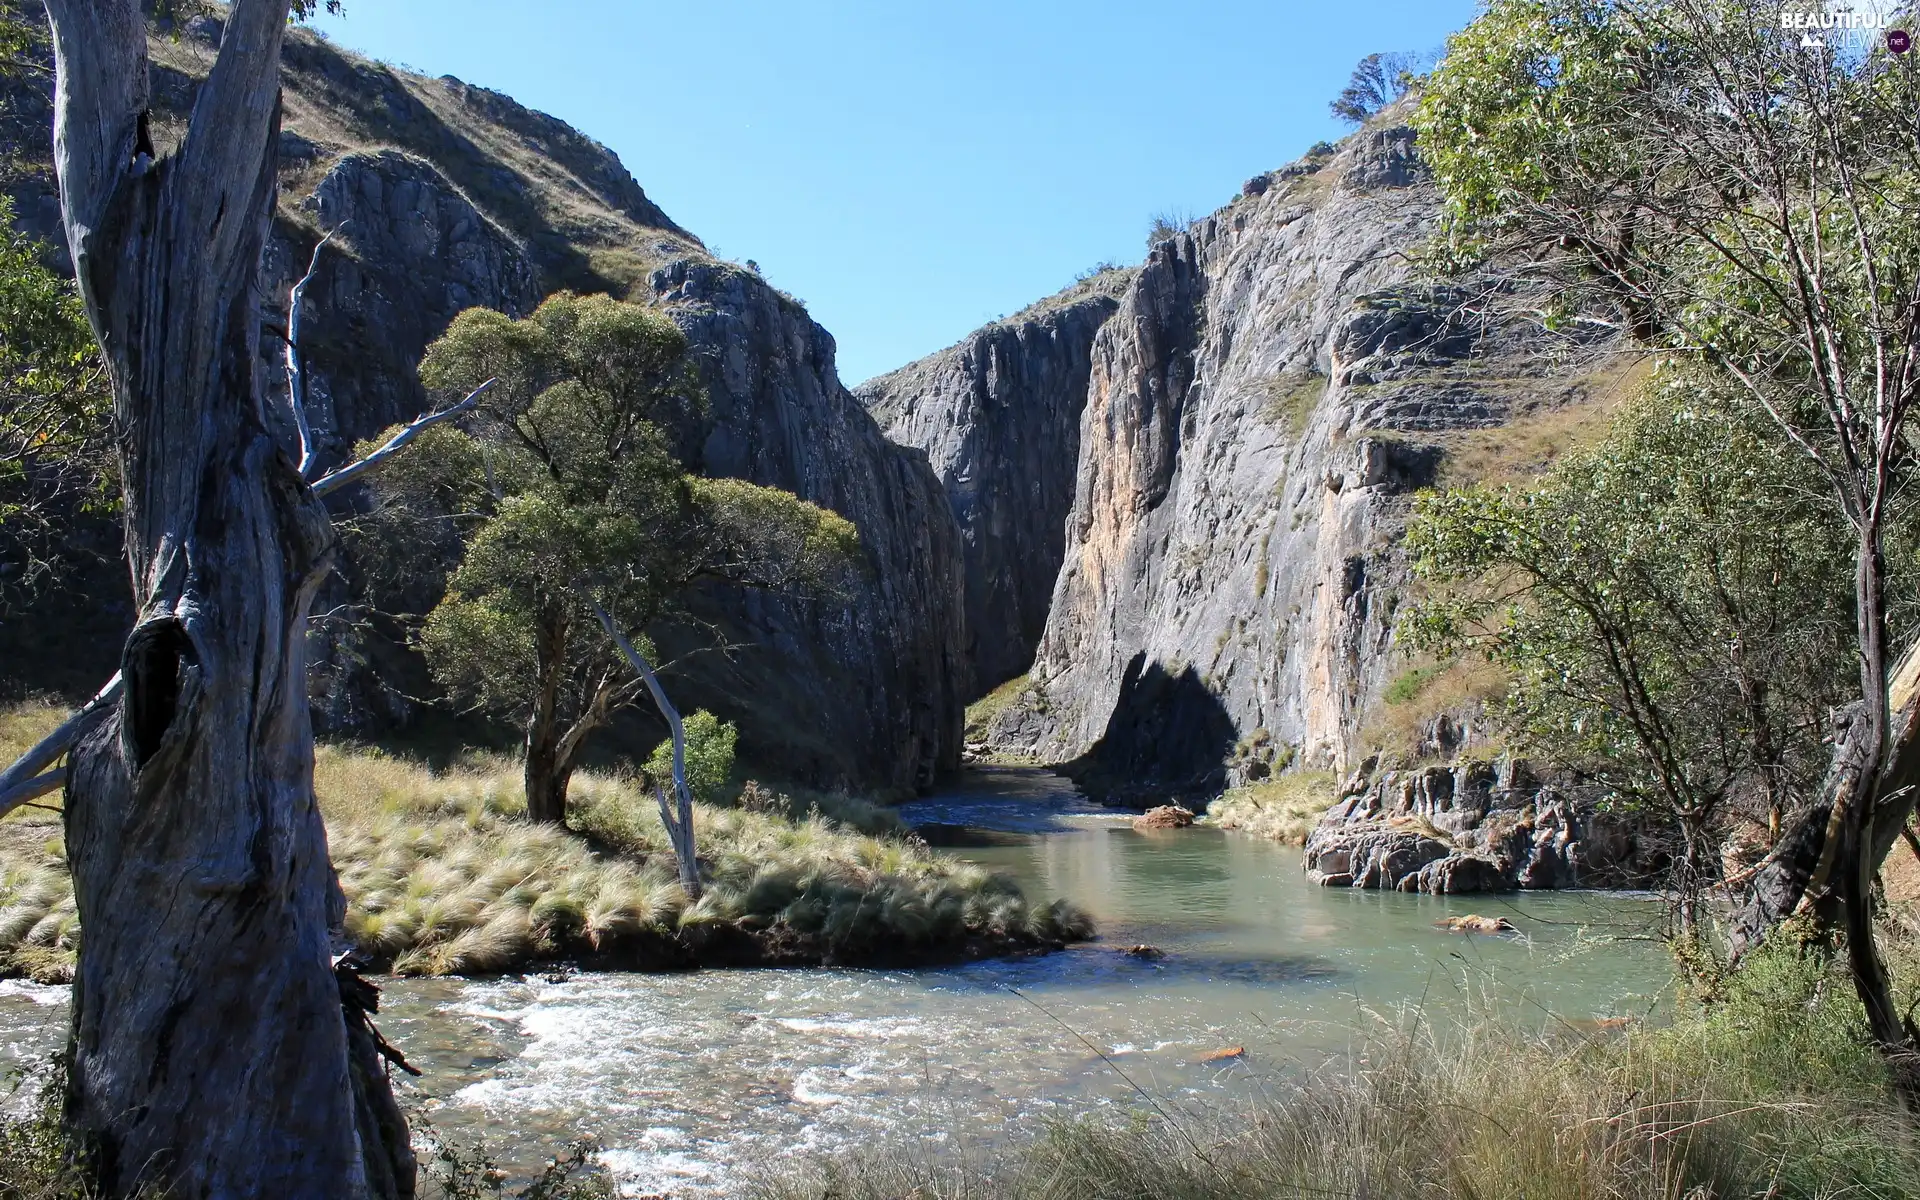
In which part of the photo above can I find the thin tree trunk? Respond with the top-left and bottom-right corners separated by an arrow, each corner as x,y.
1841,525 -> 1917,1087
45,1 -> 410,1192
524,608 -> 570,825
592,602 -> 702,898
1675,817 -> 1705,936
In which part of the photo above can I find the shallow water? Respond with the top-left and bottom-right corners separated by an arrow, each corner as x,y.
0,767 -> 1672,1196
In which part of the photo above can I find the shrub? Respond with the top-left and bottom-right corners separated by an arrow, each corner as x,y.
643,709 -> 737,804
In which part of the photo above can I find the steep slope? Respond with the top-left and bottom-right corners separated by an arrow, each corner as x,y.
857,269 -> 1133,693
3,17 -> 966,793
879,125 -> 1620,796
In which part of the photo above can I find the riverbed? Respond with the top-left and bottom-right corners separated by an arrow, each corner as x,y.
0,767 -> 1672,1196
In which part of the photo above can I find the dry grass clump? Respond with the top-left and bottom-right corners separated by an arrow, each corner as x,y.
1207,771 -> 1337,846
0,701 -> 69,766
0,713 -> 1091,980
752,940 -> 1920,1200
1358,656 -> 1509,766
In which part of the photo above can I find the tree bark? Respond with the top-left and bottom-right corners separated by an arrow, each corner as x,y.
592,602 -> 702,898
524,607 -> 570,825
45,0 -> 410,1193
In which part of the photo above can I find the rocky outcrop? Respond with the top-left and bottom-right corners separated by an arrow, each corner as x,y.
1302,759 -> 1659,893
68,25 -> 974,793
647,261 -> 967,794
260,151 -> 542,472
967,124 -> 1612,795
1132,804 -> 1196,831
858,271 -> 1132,693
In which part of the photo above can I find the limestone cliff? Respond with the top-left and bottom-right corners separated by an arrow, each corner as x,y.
857,271 -> 1132,694
877,127 -> 1614,795
6,19 -> 968,792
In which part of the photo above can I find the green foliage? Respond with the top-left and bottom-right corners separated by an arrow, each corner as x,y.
1382,664 -> 1445,707
1329,51 -> 1427,124
646,709 -> 737,804
1414,0 -> 1639,239
0,196 -> 111,609
0,1059 -> 91,1200
1404,375 -> 1866,846
367,292 -> 858,818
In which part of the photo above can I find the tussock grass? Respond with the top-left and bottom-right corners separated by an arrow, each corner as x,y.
751,940 -> 1920,1200
0,711 -> 1091,980
1359,656 -> 1510,766
1207,771 -> 1337,845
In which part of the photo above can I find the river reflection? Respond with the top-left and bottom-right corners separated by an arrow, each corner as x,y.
0,767 -> 1672,1197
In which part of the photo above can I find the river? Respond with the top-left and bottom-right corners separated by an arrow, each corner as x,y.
0,767 -> 1672,1196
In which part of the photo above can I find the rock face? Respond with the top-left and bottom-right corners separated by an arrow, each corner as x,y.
1302,759 -> 1659,893
260,150 -> 542,473
647,261 -> 967,793
904,123 -> 1616,795
96,27 -> 969,793
858,272 -> 1132,694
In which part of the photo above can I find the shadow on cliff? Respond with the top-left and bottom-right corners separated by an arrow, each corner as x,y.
1056,654 -> 1237,804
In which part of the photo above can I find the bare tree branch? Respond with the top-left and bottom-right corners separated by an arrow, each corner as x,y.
0,672 -> 122,813
0,768 -> 66,820
287,225 -> 344,480
310,379 -> 493,499
591,599 -> 702,898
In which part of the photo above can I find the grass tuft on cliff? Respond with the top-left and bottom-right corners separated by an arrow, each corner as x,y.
1207,771 -> 1337,846
751,936 -> 1920,1200
0,706 -> 1091,981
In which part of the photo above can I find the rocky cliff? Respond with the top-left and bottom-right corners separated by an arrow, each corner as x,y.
1302,758 -> 1660,893
876,126 -> 1616,796
3,17 -> 967,793
857,271 -> 1132,694
648,260 -> 967,793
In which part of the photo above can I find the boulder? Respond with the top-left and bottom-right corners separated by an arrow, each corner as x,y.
1133,805 -> 1197,831
1434,914 -> 1518,935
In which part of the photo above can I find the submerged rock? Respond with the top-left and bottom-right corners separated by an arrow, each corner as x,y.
1302,758 -> 1660,893
1434,914 -> 1519,935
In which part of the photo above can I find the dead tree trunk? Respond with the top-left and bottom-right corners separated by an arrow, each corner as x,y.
593,602 -> 702,898
45,1 -> 410,1194
1730,643 -> 1920,998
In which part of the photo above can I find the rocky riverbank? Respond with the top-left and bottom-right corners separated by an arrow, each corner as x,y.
1300,758 -> 1661,893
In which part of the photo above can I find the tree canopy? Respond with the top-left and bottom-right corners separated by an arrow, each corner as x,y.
1330,51 -> 1426,124
1413,0 -> 1920,1080
0,197 -> 109,611
368,292 -> 858,826
1405,375 -> 1873,918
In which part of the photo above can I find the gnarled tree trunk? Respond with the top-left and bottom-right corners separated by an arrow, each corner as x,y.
46,0 -> 411,1194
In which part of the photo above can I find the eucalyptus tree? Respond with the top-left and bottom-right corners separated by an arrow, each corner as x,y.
1405,380 -> 1862,930
0,194 -> 109,611
1416,0 -> 1920,1082
368,294 -> 857,888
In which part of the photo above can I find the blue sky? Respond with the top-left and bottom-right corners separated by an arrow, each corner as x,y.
311,1 -> 1480,384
